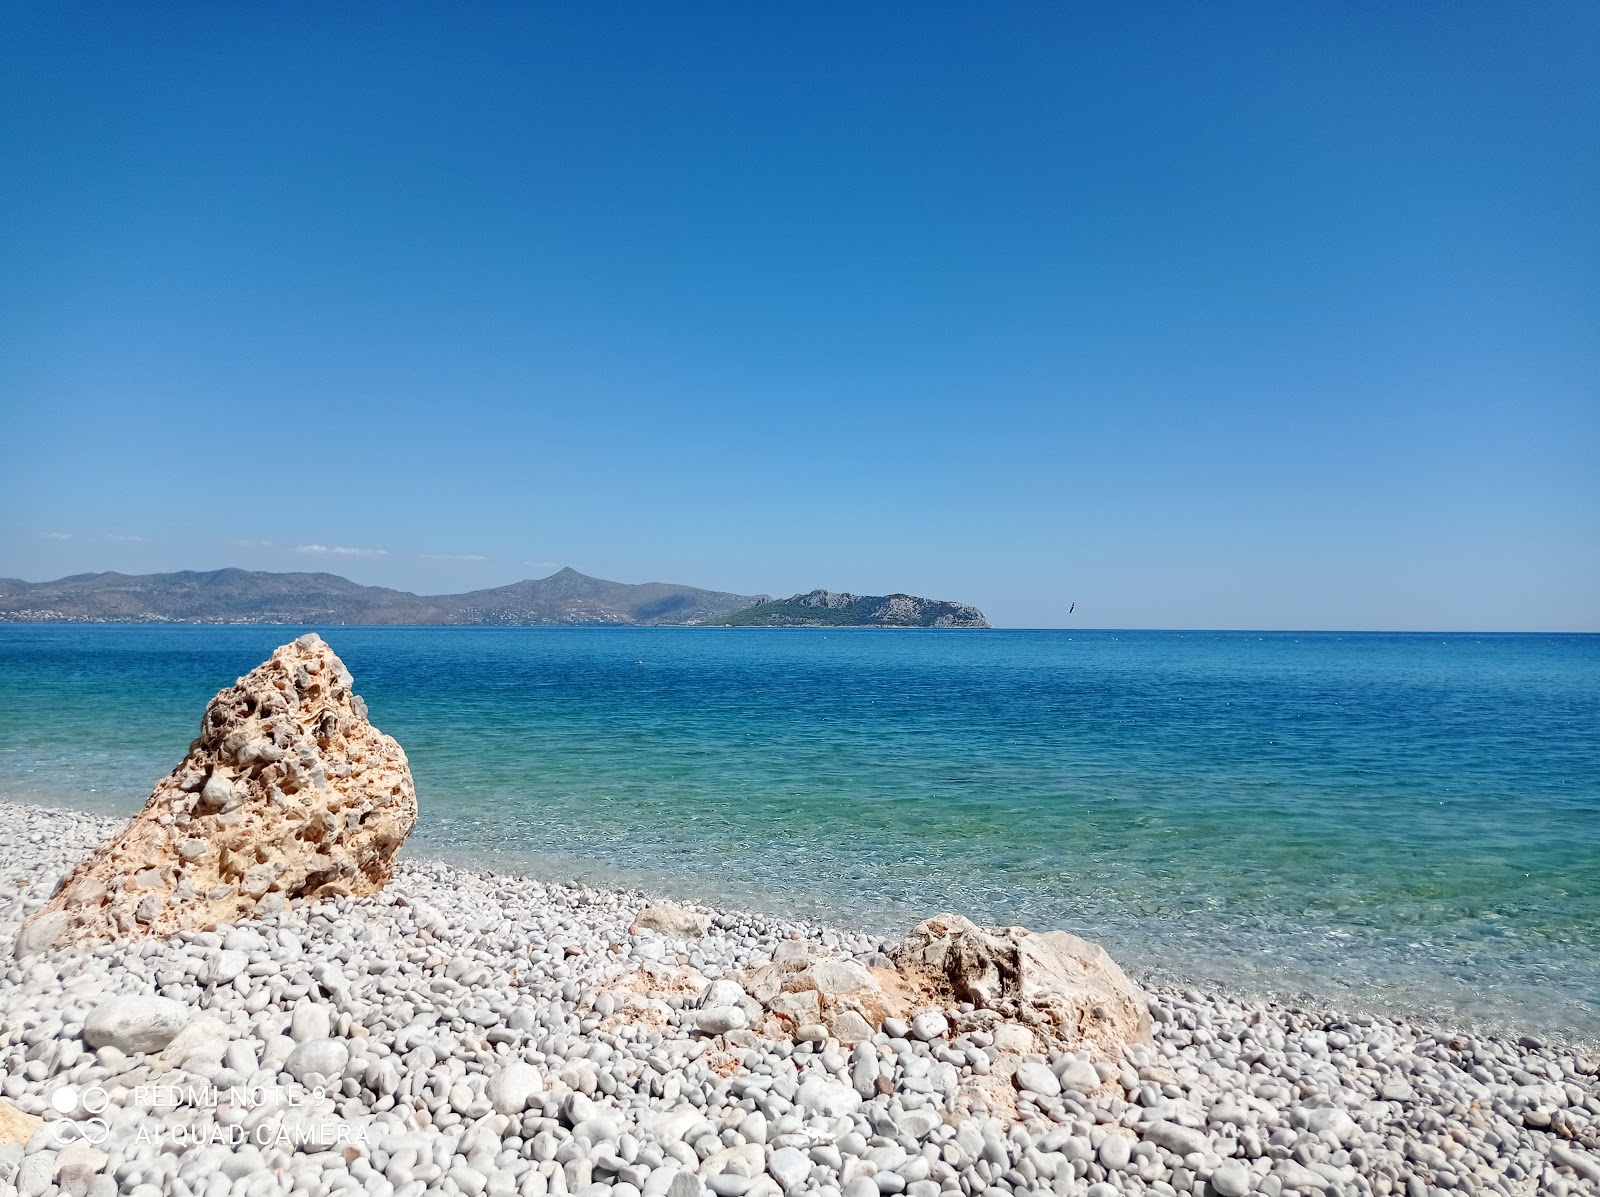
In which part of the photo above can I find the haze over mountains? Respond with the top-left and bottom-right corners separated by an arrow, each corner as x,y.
0,567 -> 768,626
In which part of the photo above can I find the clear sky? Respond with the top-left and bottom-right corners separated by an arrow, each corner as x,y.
2,4 -> 1596,630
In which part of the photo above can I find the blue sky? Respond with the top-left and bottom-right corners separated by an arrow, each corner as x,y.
2,3 -> 1595,629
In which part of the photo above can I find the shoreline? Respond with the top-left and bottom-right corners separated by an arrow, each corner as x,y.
5,784 -> 1596,1055
2,797 -> 1598,1197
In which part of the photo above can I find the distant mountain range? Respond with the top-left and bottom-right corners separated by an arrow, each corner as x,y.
0,567 -> 766,626
0,569 -> 991,628
704,589 -> 990,628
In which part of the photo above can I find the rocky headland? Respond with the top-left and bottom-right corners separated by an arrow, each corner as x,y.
1,639 -> 1597,1197
703,593 -> 990,629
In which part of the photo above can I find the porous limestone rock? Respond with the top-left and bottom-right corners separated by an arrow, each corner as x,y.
738,915 -> 1151,1058
19,634 -> 415,950
741,952 -> 903,1044
631,903 -> 711,939
891,913 -> 1152,1056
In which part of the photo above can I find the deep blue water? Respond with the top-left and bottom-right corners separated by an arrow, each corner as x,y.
1,625 -> 1596,1040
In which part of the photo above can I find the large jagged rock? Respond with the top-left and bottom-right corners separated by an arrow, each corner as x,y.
891,913 -> 1153,1056
20,634 -> 415,951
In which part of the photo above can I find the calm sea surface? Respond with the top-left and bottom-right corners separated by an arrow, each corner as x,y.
1,625 -> 1595,1040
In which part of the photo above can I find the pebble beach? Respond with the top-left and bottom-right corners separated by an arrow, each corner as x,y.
2,798 -> 1598,1197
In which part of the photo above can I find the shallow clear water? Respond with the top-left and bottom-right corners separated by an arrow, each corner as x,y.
1,625 -> 1596,1040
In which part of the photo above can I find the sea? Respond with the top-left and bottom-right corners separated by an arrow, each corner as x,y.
0,624 -> 1595,1042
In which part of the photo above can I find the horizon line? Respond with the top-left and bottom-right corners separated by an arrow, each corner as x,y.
0,621 -> 1593,636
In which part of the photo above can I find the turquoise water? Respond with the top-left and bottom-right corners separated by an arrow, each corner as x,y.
1,625 -> 1596,1040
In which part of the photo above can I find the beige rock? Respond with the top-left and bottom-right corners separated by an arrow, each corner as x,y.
738,914 -> 1150,1059
19,634 -> 415,951
892,913 -> 1152,1056
829,1010 -> 875,1042
741,953 -> 903,1044
992,1023 -> 1037,1053
631,903 -> 711,939
766,988 -> 822,1028
0,1096 -> 40,1147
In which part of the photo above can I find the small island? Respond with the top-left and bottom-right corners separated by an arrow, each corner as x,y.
703,589 -> 990,628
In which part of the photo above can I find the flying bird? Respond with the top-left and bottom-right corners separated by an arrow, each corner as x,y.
1068,602 -> 1076,615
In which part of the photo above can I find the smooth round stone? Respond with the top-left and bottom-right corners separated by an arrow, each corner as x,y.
1058,1138 -> 1092,1164
1301,1108 -> 1357,1143
487,1062 -> 545,1116
83,996 -> 190,1054
767,1147 -> 811,1190
200,775 -> 234,809
1012,1063 -> 1061,1099
910,1013 -> 949,1041
449,1165 -> 490,1197
739,1111 -> 768,1145
222,928 -> 266,953
1141,1121 -> 1208,1158
285,1038 -> 349,1085
564,1093 -> 600,1125
796,1079 -> 861,1119
1209,1161 -> 1251,1197
573,1116 -> 623,1144
1057,1059 -> 1101,1094
1097,1135 -> 1132,1171
290,1002 -> 332,1043
699,980 -> 748,1008
696,1007 -> 748,1035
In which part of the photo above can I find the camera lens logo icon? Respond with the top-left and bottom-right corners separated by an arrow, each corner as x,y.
48,1085 -> 111,1145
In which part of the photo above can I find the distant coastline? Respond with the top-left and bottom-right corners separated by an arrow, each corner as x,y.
0,567 -> 989,629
